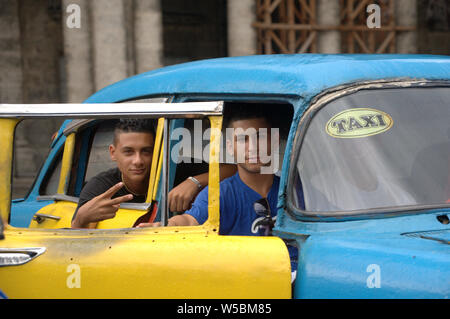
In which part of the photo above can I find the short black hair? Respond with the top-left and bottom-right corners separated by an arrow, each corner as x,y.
113,119 -> 155,145
223,102 -> 293,139
223,102 -> 274,129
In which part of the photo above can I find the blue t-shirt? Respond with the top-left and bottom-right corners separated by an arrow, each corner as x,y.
186,173 -> 279,236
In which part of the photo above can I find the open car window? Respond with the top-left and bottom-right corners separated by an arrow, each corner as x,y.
167,100 -> 294,221
292,86 -> 450,214
7,101 -> 225,230
9,100 -> 295,230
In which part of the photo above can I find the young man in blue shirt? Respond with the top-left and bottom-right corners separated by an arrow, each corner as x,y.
138,105 -> 280,235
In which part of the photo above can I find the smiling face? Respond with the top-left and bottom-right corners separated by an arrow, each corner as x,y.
109,131 -> 154,188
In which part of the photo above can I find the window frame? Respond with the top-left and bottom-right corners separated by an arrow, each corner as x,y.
5,100 -> 225,231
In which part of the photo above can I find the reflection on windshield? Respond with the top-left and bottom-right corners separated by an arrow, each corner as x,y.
294,86 -> 450,212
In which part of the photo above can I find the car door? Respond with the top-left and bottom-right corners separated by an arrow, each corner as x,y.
0,101 -> 292,298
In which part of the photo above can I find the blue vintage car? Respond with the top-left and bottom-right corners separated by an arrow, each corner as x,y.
1,54 -> 449,299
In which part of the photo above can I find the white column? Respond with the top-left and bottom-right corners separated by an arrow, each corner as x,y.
62,0 -> 94,102
227,0 -> 257,56
317,0 -> 341,53
91,0 -> 128,90
396,0 -> 418,53
134,0 -> 163,73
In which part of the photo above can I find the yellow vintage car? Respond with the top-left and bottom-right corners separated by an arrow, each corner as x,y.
0,100 -> 292,299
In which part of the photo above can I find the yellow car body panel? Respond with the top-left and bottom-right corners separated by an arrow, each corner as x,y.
28,201 -> 146,229
0,119 -> 19,223
204,116 -> 222,230
0,225 -> 291,299
147,117 -> 164,202
57,133 -> 76,195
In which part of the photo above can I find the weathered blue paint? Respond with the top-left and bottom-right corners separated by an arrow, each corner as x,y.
85,54 -> 450,105
273,210 -> 450,298
11,54 -> 450,298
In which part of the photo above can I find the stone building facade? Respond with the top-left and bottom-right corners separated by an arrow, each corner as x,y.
0,0 -> 449,197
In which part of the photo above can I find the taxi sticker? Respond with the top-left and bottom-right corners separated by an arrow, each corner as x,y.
326,108 -> 393,138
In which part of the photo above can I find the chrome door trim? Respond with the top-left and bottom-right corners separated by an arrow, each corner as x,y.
0,101 -> 224,119
0,247 -> 46,267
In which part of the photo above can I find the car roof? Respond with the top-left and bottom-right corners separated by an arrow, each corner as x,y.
85,54 -> 450,103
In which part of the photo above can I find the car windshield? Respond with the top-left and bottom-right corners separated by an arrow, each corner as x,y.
293,86 -> 450,213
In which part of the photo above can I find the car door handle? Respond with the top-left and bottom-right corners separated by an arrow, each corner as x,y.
0,247 -> 46,267
33,213 -> 61,224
